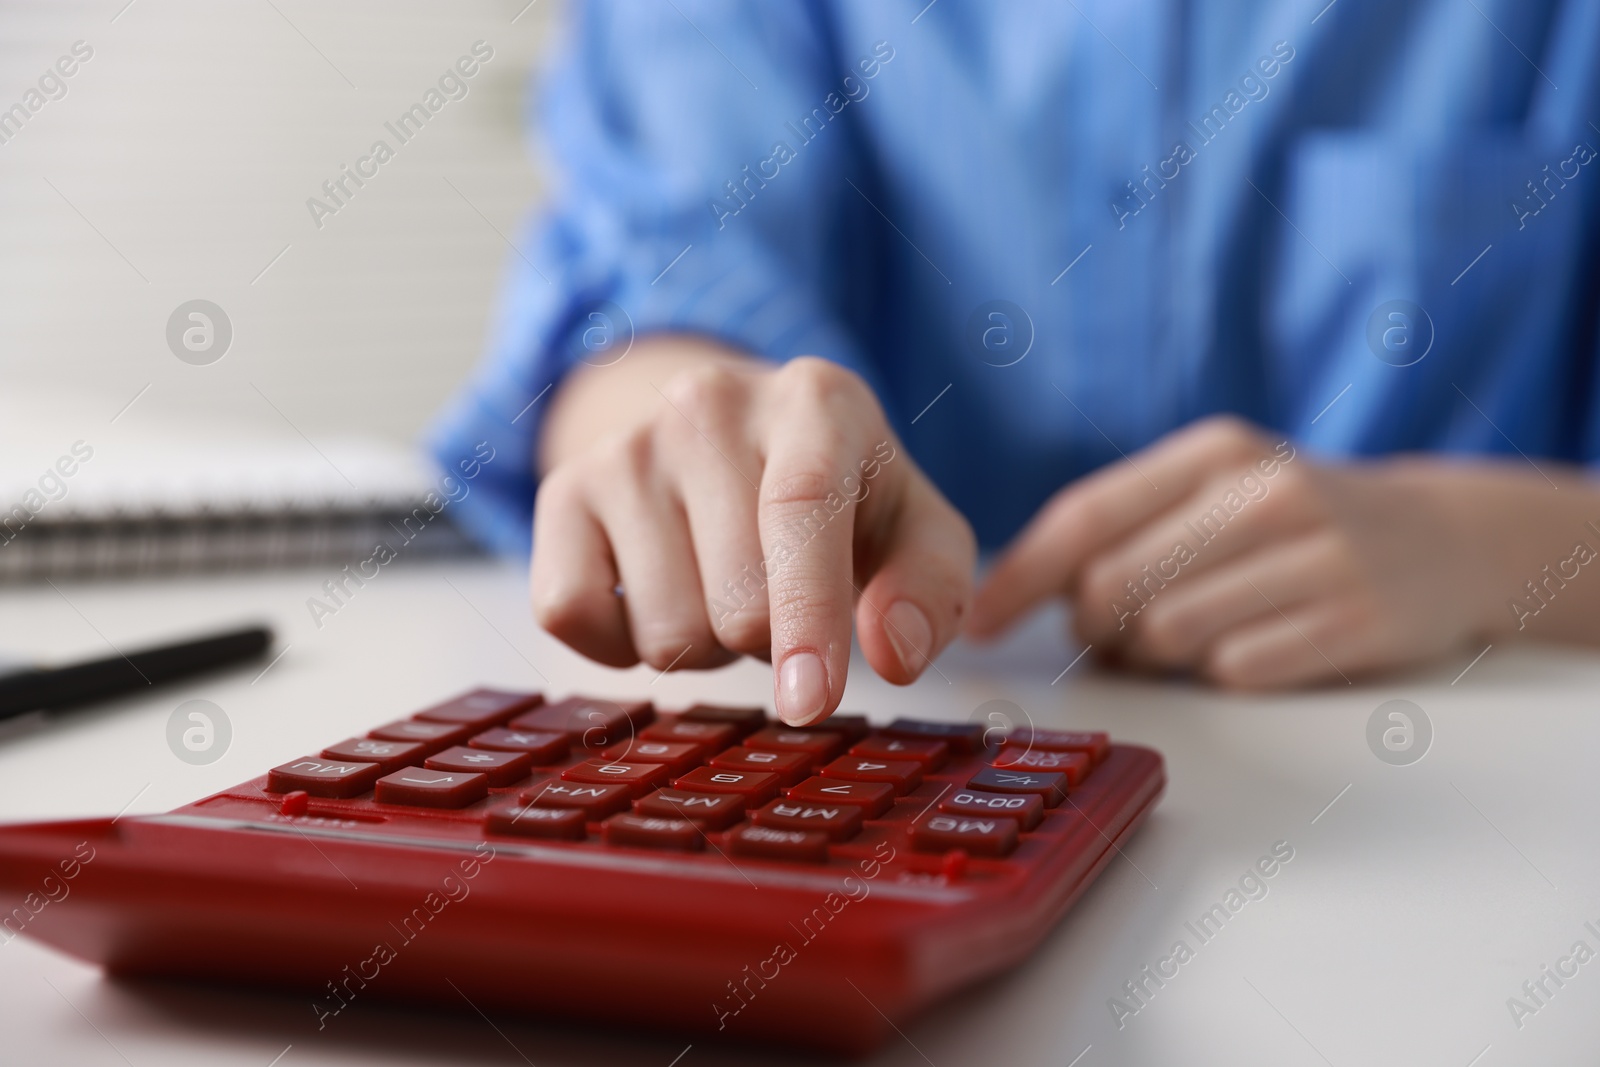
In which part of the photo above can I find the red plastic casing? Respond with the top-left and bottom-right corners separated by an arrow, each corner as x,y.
0,695 -> 1163,1057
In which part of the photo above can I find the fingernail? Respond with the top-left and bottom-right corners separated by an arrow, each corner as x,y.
885,600 -> 933,676
777,651 -> 829,726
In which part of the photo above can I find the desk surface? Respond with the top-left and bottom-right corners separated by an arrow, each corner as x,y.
3,559 -> 1597,1066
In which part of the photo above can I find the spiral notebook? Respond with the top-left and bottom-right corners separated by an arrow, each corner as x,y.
0,403 -> 480,583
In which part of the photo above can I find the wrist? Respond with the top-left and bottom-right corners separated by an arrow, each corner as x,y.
1401,460 -> 1600,640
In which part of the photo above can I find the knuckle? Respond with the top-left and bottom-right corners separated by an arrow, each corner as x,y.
1255,465 -> 1319,524
662,363 -> 743,420
596,427 -> 655,481
1079,557 -> 1129,608
712,608 -> 770,655
533,466 -> 582,516
633,623 -> 711,671
1191,414 -> 1263,458
532,582 -> 612,643
762,466 -> 839,509
1050,489 -> 1105,545
1133,607 -> 1192,664
781,355 -> 849,391
1270,459 -> 1316,502
778,357 -> 873,413
1203,640 -> 1263,689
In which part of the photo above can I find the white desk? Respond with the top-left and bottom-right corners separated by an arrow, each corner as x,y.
3,559 -> 1598,1066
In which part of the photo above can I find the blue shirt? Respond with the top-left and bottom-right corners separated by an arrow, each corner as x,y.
431,0 -> 1600,555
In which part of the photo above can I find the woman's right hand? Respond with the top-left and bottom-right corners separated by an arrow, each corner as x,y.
531,342 -> 976,726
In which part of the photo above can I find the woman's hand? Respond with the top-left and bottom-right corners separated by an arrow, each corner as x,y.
967,416 -> 1600,688
532,338 -> 975,724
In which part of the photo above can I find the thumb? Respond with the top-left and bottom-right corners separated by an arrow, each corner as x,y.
855,473 -> 976,685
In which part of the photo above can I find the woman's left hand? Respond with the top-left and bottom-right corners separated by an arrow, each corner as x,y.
966,416 -> 1598,689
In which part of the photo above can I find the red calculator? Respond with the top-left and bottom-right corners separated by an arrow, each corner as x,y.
0,689 -> 1163,1055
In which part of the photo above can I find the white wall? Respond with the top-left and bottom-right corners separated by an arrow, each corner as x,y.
0,0 -> 557,446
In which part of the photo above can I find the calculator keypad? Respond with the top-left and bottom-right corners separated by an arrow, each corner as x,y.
639,719 -> 739,748
415,688 -> 543,727
603,813 -> 704,851
848,736 -> 948,769
679,703 -> 766,734
939,787 -> 1045,829
368,718 -> 474,751
967,766 -> 1068,807
909,811 -> 1019,857
485,801 -> 587,840
424,745 -> 534,786
468,727 -> 570,762
374,768 -> 488,808
634,788 -> 746,829
744,726 -> 846,761
786,777 -> 895,818
819,756 -> 924,794
1000,728 -> 1110,764
523,780 -> 632,819
321,738 -> 428,773
267,757 -> 382,798
991,747 -> 1092,785
511,698 -> 652,748
562,758 -> 671,797
672,766 -> 781,806
730,824 -> 830,863
708,747 -> 813,785
252,690 -> 1124,874
751,799 -> 864,841
599,740 -> 704,776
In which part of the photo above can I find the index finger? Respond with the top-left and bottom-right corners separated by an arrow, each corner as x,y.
758,385 -> 872,727
967,417 -> 1280,637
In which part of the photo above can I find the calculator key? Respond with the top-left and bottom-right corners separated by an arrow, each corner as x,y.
811,713 -> 871,742
709,747 -> 812,785
414,688 -> 542,727
939,788 -> 1044,829
562,758 -> 671,797
752,799 -> 863,842
634,789 -> 747,830
484,801 -> 586,840
367,718 -> 475,752
603,813 -> 704,852
992,747 -> 1092,785
374,769 -> 489,808
786,777 -> 896,818
819,756 -> 924,794
880,719 -> 987,754
849,736 -> 948,770
744,726 -> 846,761
267,757 -> 382,798
967,766 -> 1068,807
672,766 -> 780,806
729,824 -> 830,863
1001,729 -> 1110,765
424,746 -> 534,787
468,728 -> 570,763
679,703 -> 767,735
524,780 -> 633,819
909,811 -> 1019,857
512,698 -> 653,748
599,740 -> 704,776
639,718 -> 741,749
320,737 -> 428,773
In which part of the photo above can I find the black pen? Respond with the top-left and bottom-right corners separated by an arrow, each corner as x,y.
0,625 -> 274,720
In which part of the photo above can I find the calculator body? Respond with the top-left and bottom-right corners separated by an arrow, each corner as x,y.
0,690 -> 1164,1055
